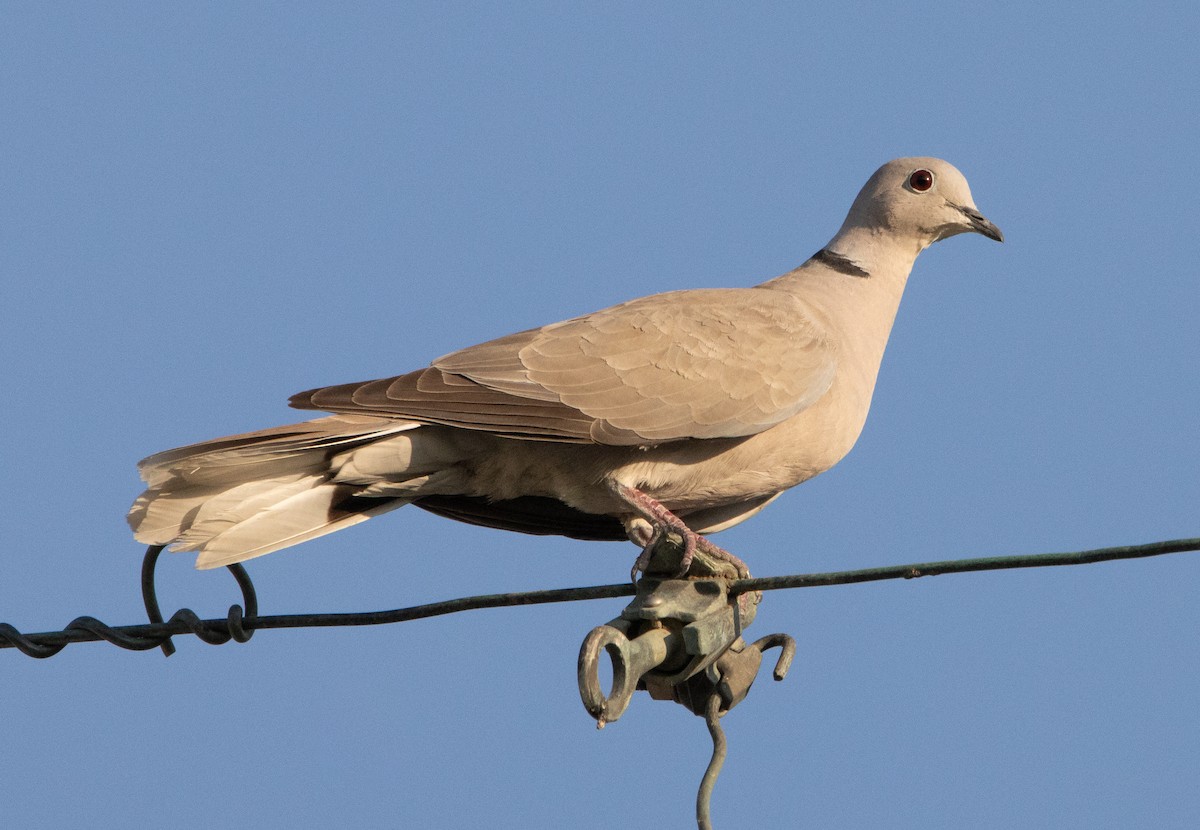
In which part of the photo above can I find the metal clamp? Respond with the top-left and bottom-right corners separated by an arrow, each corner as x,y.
577,546 -> 796,828
577,578 -> 794,725
577,576 -> 756,727
672,632 -> 796,717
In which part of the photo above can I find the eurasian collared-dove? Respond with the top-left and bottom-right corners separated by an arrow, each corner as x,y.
129,157 -> 1002,577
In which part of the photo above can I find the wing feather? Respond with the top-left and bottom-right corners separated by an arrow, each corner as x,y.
290,287 -> 836,445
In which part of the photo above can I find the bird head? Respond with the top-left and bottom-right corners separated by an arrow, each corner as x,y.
845,157 -> 1004,247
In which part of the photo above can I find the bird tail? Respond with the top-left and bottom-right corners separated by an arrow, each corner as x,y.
128,414 -> 433,569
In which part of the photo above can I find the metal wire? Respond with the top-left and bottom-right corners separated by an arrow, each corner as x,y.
2,536 -> 1198,657
729,536 -> 1200,594
141,545 -> 257,657
697,693 -> 727,830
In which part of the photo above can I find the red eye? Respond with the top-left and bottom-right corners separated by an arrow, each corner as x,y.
908,169 -> 934,192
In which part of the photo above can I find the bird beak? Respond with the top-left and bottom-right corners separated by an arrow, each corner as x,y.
956,204 -> 1004,242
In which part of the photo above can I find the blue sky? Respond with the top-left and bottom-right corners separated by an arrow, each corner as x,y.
2,4 -> 1198,828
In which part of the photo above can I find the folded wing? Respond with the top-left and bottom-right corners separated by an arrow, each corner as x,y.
291,287 -> 837,446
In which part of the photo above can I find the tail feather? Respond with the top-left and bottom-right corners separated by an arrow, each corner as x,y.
128,414 -> 428,567
129,483 -> 232,545
137,414 -> 417,488
188,483 -> 409,569
172,473 -> 329,550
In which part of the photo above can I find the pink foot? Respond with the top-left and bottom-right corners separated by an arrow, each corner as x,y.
610,482 -> 751,581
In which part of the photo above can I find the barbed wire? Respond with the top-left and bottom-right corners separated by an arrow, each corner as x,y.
2,536 -> 1198,659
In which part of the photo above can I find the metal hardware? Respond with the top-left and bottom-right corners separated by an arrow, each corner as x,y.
577,538 -> 796,827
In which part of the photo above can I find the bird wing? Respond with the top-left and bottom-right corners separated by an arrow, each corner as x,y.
290,287 -> 837,446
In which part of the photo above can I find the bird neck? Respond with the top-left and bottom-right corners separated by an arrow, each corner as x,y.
757,226 -> 927,421
758,223 -> 923,302
819,223 -> 927,283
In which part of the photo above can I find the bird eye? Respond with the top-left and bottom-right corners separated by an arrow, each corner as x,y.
908,169 -> 934,192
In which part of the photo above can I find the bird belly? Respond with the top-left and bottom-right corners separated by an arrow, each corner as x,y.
450,378 -> 870,529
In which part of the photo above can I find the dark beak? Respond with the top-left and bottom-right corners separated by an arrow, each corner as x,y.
957,204 -> 1004,242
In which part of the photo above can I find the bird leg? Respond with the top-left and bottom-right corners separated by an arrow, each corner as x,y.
610,482 -> 751,581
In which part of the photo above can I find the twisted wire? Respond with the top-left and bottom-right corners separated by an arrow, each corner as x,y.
2,536 -> 1198,658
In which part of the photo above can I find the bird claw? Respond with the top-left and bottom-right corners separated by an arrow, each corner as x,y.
614,480 -> 750,581
629,528 -> 695,582
695,536 -> 751,580
673,546 -> 696,578
630,546 -> 652,583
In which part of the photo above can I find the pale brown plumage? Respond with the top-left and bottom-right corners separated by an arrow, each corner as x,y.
129,157 -> 1002,573
290,289 -> 836,444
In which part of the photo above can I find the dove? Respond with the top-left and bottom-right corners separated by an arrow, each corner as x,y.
128,157 -> 1002,578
